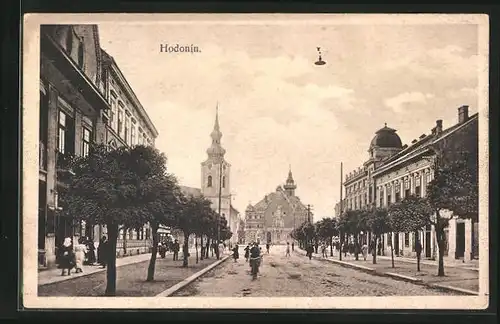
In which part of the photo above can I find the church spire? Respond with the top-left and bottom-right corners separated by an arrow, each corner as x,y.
207,102 -> 226,159
284,165 -> 297,196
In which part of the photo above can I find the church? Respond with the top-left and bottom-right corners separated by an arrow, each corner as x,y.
176,106 -> 240,245
243,169 -> 309,244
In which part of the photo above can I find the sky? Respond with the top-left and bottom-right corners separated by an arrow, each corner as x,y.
97,16 -> 479,221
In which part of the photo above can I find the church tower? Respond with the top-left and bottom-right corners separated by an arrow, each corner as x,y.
283,165 -> 297,196
201,104 -> 231,222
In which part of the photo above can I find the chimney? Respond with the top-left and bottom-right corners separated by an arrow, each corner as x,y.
411,139 -> 417,144
419,134 -> 426,139
458,105 -> 469,123
402,144 -> 408,149
435,120 -> 443,134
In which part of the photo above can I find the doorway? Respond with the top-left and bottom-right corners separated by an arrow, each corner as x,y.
455,222 -> 465,259
394,233 -> 400,256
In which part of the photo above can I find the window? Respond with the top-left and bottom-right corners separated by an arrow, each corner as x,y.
368,186 -> 373,203
118,109 -> 124,137
415,174 -> 422,197
395,191 -> 401,203
82,127 -> 91,157
404,178 -> 410,190
207,176 -> 213,187
57,110 -> 75,155
125,117 -> 130,144
387,194 -> 392,207
404,233 -> 410,247
131,125 -> 136,145
426,171 -> 432,183
77,40 -> 84,68
222,176 -> 226,188
110,94 -> 118,130
66,28 -> 73,53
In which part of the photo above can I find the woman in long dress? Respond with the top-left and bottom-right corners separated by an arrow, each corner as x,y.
60,237 -> 75,276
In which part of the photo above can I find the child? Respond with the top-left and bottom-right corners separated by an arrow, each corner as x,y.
74,244 -> 87,273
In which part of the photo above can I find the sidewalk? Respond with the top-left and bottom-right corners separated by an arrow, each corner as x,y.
294,249 -> 479,295
376,255 -> 479,271
38,249 -> 229,297
38,248 -> 200,286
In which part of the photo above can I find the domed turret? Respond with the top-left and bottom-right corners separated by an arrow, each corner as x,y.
370,123 -> 403,149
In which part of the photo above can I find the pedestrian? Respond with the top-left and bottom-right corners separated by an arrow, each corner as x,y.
314,241 -> 319,254
259,246 -> 264,264
84,236 -> 96,265
97,235 -> 109,268
218,241 -> 224,258
306,243 -> 314,260
244,244 -> 250,262
172,239 -> 180,261
232,244 -> 239,262
285,242 -> 291,257
74,243 -> 86,273
59,237 -> 75,276
266,243 -> 270,254
321,242 -> 327,258
361,242 -> 368,261
291,242 -> 294,252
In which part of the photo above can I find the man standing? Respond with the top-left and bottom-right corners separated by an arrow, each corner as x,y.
285,242 -> 291,257
291,242 -> 294,252
266,242 -> 270,254
172,239 -> 180,261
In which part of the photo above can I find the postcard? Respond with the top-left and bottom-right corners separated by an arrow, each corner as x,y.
22,13 -> 489,309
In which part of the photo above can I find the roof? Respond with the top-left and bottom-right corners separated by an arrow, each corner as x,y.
230,205 -> 240,214
370,125 -> 403,149
179,186 -> 202,198
373,113 -> 478,177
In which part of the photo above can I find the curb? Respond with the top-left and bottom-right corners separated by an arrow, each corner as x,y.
377,256 -> 479,272
156,255 -> 230,297
294,250 -> 479,296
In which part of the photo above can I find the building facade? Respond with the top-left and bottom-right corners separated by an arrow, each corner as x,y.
243,169 -> 309,244
38,25 -> 158,269
339,106 -> 479,262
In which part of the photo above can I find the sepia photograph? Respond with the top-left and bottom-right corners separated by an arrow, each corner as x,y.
22,14 -> 489,309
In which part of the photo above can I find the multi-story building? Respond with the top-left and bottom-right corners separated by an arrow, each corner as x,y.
243,169 -> 309,244
338,106 -> 478,261
39,24 -> 109,268
99,49 -> 159,257
38,25 -> 158,269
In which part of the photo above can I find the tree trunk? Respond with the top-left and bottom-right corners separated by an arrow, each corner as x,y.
415,230 -> 421,272
195,234 -> 199,264
105,223 -> 119,296
354,233 -> 359,261
390,235 -> 395,268
330,236 -> 333,257
182,232 -> 189,267
200,235 -> 204,260
146,222 -> 159,281
372,235 -> 378,264
205,238 -> 210,259
436,222 -> 446,276
339,232 -> 343,261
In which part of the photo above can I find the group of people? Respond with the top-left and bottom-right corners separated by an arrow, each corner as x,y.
58,235 -> 111,276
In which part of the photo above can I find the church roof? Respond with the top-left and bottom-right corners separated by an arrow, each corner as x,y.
370,124 -> 403,149
180,186 -> 202,198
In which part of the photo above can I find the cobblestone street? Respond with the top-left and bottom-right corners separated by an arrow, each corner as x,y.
172,245 -> 458,297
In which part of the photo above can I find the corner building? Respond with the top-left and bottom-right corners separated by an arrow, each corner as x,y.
38,25 -> 158,269
341,106 -> 478,262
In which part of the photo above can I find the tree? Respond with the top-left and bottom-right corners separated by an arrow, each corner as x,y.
426,149 -> 478,276
365,207 -> 391,265
61,144 -> 161,296
338,210 -> 366,260
388,195 -> 432,271
315,218 -> 338,257
175,194 -> 213,267
145,173 -> 182,281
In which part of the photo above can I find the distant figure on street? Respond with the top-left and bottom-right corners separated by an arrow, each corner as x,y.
249,242 -> 261,273
232,244 -> 239,262
172,239 -> 180,261
84,236 -> 96,265
97,235 -> 109,269
285,242 -> 291,257
306,243 -> 314,260
321,242 -> 327,258
314,241 -> 319,254
361,242 -> 368,261
244,244 -> 251,262
266,243 -> 270,254
60,237 -> 75,276
211,242 -> 217,257
291,242 -> 295,252
74,243 -> 86,273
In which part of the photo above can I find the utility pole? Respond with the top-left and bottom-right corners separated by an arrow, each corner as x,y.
340,162 -> 343,261
217,159 -> 223,260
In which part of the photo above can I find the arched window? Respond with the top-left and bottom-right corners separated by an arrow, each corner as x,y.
77,40 -> 84,67
66,27 -> 73,54
207,175 -> 212,187
222,176 -> 226,188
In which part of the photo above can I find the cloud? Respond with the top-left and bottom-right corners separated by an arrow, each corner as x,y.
384,92 -> 435,113
447,86 -> 478,99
